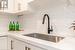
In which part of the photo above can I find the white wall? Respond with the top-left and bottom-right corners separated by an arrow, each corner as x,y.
0,14 -> 18,33
20,4 -> 75,36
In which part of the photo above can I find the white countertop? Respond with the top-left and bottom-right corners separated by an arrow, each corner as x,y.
7,31 -> 75,50
0,33 -> 8,37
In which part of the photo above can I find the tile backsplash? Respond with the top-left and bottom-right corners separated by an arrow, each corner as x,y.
0,4 -> 75,36
19,5 -> 75,36
0,14 -> 18,32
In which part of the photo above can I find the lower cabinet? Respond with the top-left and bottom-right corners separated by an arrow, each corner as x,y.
0,37 -> 7,50
8,37 -> 60,50
26,43 -> 46,50
8,37 -> 46,50
8,37 -> 25,50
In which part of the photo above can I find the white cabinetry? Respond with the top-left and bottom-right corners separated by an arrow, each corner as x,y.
8,36 -> 61,50
26,43 -> 46,50
8,37 -> 25,50
8,37 -> 46,50
14,0 -> 28,13
0,0 -> 15,13
0,36 -> 7,50
0,0 -> 32,14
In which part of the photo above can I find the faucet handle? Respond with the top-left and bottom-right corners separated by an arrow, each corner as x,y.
50,26 -> 53,32
48,26 -> 53,34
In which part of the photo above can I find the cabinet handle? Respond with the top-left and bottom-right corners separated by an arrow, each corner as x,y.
28,48 -> 31,50
11,40 -> 13,50
25,47 -> 31,50
25,47 -> 28,50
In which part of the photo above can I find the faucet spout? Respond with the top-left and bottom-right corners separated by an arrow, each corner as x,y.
42,14 -> 53,34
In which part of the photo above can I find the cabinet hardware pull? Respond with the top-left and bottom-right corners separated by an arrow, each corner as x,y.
25,47 -> 28,50
28,48 -> 31,50
11,40 -> 13,50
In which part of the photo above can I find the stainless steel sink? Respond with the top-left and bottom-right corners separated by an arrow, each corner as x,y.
23,33 -> 64,43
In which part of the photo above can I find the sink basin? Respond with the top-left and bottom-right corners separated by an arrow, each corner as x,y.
23,33 -> 64,43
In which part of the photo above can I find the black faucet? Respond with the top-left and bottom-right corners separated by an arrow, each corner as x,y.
42,14 -> 53,34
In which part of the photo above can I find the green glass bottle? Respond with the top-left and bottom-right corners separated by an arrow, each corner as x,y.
16,21 -> 19,31
13,21 -> 15,31
9,21 -> 13,31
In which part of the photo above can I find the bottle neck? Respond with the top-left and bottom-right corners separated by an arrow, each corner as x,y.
13,22 -> 15,24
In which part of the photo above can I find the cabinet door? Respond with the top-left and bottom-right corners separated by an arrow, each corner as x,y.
8,37 -> 12,50
13,39 -> 25,50
0,37 -> 7,50
8,37 -> 25,50
26,43 -> 47,50
27,44 -> 60,50
0,0 -> 15,13
14,0 -> 28,12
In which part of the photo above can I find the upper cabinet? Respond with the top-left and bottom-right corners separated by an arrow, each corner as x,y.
14,0 -> 28,13
0,0 -> 15,13
0,0 -> 8,9
0,0 -> 34,14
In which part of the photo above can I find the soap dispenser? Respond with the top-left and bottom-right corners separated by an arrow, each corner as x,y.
12,21 -> 15,31
16,21 -> 19,31
9,21 -> 13,31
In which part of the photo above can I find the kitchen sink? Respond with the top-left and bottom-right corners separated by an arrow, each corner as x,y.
23,33 -> 64,43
